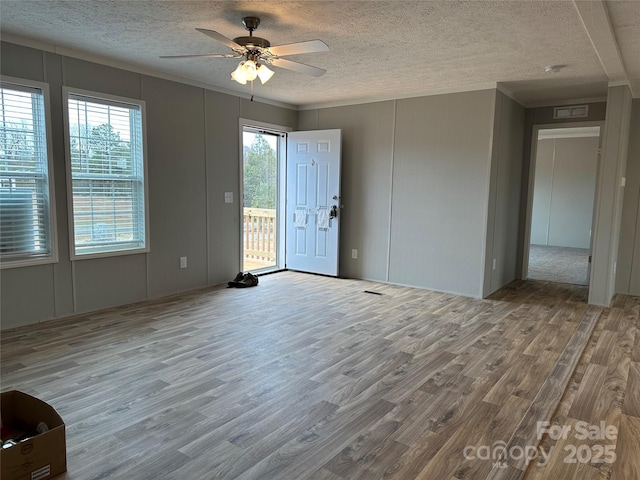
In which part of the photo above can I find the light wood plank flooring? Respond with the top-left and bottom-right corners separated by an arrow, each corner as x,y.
1,271 -> 638,479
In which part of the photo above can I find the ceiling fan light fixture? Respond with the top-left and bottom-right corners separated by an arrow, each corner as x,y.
231,59 -> 258,84
231,62 -> 248,84
242,59 -> 258,81
256,64 -> 274,84
165,16 -> 329,91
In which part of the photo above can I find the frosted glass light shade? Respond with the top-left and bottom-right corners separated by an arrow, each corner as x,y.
257,64 -> 274,84
242,60 -> 258,81
231,62 -> 247,84
232,60 -> 274,85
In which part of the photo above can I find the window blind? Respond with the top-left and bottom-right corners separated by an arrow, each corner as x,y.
67,92 -> 147,256
0,83 -> 54,262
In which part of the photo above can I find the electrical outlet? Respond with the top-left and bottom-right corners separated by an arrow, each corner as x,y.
180,256 -> 188,269
352,249 -> 358,259
224,192 -> 233,203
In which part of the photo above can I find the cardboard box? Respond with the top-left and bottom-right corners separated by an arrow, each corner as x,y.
1,391 -> 66,480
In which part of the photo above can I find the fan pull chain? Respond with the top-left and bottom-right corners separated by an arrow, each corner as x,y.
250,80 -> 254,101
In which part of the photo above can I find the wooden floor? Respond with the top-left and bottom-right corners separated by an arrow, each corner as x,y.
1,272 -> 638,479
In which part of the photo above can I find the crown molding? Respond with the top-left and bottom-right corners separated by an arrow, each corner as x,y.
297,83 -> 500,111
525,96 -> 608,109
0,34 -> 298,111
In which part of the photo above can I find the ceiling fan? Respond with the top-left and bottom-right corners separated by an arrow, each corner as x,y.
161,16 -> 329,86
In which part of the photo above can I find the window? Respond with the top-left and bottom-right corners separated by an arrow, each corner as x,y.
64,89 -> 148,258
0,79 -> 57,268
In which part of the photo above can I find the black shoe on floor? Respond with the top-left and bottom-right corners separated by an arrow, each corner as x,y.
228,272 -> 258,288
228,271 -> 245,287
235,273 -> 258,288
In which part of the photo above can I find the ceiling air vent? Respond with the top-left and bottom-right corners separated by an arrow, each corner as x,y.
553,105 -> 589,119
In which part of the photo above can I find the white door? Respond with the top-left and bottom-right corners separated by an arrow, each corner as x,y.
286,129 -> 341,276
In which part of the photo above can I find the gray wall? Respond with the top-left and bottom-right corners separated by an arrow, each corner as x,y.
616,99 -> 640,295
298,101 -> 396,282
4,41 -> 637,327
590,85 -> 632,306
0,41 -> 297,329
301,89 -> 523,298
483,91 -> 525,297
530,136 -> 599,249
1,43 -> 524,325
530,139 -> 555,246
389,91 -> 496,297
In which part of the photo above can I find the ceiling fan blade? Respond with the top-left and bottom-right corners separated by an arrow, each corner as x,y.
268,40 -> 329,57
196,28 -> 242,50
270,58 -> 326,77
160,53 -> 240,59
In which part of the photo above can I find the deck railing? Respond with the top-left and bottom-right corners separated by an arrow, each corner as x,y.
243,207 -> 276,265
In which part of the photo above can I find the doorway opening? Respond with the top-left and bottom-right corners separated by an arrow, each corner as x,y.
241,125 -> 286,273
525,125 -> 601,286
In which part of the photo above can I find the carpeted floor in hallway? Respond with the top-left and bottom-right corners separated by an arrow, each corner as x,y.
528,244 -> 590,285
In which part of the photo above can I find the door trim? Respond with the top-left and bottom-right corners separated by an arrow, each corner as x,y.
522,121 -> 604,284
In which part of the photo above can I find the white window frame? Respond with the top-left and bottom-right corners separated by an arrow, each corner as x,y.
0,76 -> 58,269
63,87 -> 149,260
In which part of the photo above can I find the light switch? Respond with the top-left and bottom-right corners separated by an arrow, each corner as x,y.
224,192 -> 233,203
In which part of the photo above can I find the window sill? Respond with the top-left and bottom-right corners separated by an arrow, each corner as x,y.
0,255 -> 59,270
70,247 -> 149,262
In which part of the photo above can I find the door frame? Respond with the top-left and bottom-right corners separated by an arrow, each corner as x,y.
521,120 -> 604,283
238,118 -> 291,272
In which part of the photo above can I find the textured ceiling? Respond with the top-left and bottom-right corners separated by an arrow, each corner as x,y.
1,1 -> 638,108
